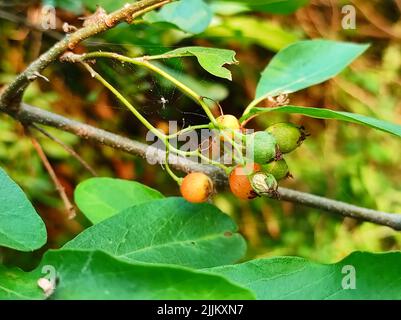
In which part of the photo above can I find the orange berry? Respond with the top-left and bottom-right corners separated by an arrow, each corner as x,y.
229,163 -> 261,200
180,172 -> 213,203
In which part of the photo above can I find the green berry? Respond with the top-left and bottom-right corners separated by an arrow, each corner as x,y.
245,131 -> 278,164
261,159 -> 290,180
266,122 -> 307,153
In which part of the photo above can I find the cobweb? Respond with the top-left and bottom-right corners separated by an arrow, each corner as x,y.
86,45 -> 211,129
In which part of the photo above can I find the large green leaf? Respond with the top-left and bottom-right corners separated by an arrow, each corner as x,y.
0,265 -> 43,299
45,0 -> 126,13
64,198 -> 246,268
203,16 -> 300,51
74,177 -> 164,224
250,40 -> 369,107
0,168 -> 46,251
154,46 -> 238,80
208,251 -> 401,299
252,0 -> 309,14
240,105 -> 401,138
144,0 -> 212,34
213,0 -> 309,14
0,250 -> 254,300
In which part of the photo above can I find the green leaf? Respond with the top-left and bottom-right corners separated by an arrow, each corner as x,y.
144,0 -> 212,34
208,251 -> 401,299
0,265 -> 44,300
74,177 -> 164,224
64,198 -> 246,268
213,0 -> 309,14
44,0 -> 83,14
48,0 -> 136,13
253,40 -> 369,104
155,46 -> 238,80
252,0 -> 309,14
0,168 -> 46,251
203,16 -> 300,52
240,105 -> 401,138
0,250 -> 255,300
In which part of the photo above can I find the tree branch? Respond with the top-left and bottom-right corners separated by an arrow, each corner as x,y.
1,0 -> 400,230
11,103 -> 401,230
0,0 -> 171,112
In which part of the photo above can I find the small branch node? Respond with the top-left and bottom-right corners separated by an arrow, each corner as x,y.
60,51 -> 82,63
81,6 -> 108,27
27,71 -> 49,82
62,22 -> 78,33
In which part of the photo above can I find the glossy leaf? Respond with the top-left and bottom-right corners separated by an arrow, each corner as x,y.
0,265 -> 44,299
64,198 -> 246,268
0,168 -> 46,251
203,16 -> 299,51
208,251 -> 401,299
74,177 -> 164,224
214,0 -> 309,14
240,105 -> 401,138
46,0 -> 126,13
0,250 -> 255,300
144,0 -> 212,34
253,0 -> 309,14
154,46 -> 238,80
253,40 -> 369,104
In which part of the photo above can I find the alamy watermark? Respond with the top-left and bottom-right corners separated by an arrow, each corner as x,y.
341,264 -> 356,290
144,120 -> 257,171
37,264 -> 57,297
342,5 -> 357,30
40,5 -> 57,30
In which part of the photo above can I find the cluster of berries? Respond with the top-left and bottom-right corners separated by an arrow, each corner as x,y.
180,115 -> 307,203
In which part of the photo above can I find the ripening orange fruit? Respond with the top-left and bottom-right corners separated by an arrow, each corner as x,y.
180,172 -> 214,203
229,163 -> 261,200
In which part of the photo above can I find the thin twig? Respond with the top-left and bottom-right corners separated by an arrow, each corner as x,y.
31,123 -> 97,176
13,103 -> 401,230
27,127 -> 76,219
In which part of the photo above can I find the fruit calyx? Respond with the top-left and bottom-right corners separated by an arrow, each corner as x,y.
250,172 -> 279,198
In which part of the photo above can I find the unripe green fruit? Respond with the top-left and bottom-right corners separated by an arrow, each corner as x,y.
261,159 -> 290,181
216,115 -> 241,141
266,122 -> 306,154
216,115 -> 240,130
245,131 -> 278,164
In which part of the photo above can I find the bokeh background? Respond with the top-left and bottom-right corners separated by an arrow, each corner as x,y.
1,0 -> 400,269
